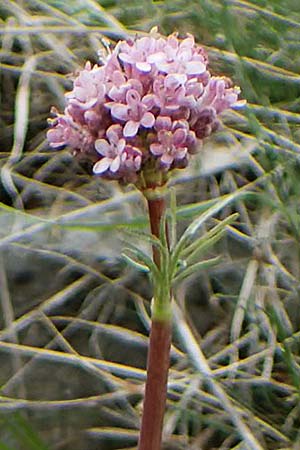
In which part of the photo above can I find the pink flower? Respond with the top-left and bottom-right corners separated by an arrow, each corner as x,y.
154,35 -> 208,77
145,73 -> 198,117
94,125 -> 126,173
110,89 -> 155,137
120,145 -> 142,174
47,111 -> 95,153
66,62 -> 106,110
47,29 -> 245,184
93,125 -> 142,177
117,36 -> 164,73
107,71 -> 143,103
191,108 -> 217,139
194,77 -> 240,114
150,117 -> 196,168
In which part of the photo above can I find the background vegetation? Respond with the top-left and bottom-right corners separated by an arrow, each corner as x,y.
1,0 -> 300,448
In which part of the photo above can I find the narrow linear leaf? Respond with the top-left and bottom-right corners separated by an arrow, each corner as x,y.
122,252 -> 150,273
173,256 -> 221,284
182,213 -> 239,260
122,246 -> 159,279
180,192 -> 243,244
184,230 -> 226,266
121,227 -> 163,250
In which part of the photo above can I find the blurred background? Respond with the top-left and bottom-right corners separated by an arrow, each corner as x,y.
1,1 -> 300,449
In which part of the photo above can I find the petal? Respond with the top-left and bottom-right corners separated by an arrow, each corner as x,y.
117,138 -> 126,153
107,124 -> 122,143
118,52 -> 134,64
84,110 -> 101,128
124,120 -> 140,137
147,52 -> 166,64
129,79 -> 143,96
155,116 -> 172,131
70,87 -> 86,102
216,79 -> 226,96
111,104 -> 129,121
150,143 -> 163,156
134,155 -> 142,170
142,94 -> 156,109
136,36 -> 153,51
70,97 -> 98,110
185,60 -> 206,75
158,130 -> 172,147
164,105 -> 180,113
47,128 -> 65,147
178,49 -> 192,63
93,158 -> 111,174
110,155 -> 121,173
165,73 -> 187,89
112,70 -> 126,85
136,62 -> 152,72
126,89 -> 141,107
180,36 -> 195,49
140,112 -> 155,128
186,130 -> 197,148
160,153 -> 173,166
182,95 -> 197,108
95,139 -> 110,156
173,128 -> 187,145
167,35 -> 179,50
156,62 -> 173,73
108,85 -> 124,102
175,147 -> 187,160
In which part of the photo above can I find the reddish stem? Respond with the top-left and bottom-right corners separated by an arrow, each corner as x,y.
147,196 -> 166,267
137,195 -> 172,450
138,319 -> 172,450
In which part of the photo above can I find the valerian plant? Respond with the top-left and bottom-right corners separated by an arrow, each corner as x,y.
47,28 -> 244,450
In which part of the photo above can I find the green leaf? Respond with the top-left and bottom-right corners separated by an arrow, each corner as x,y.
179,193 -> 242,244
122,245 -> 159,279
121,252 -> 150,273
121,227 -> 163,250
170,199 -> 240,277
173,256 -> 221,284
169,187 -> 177,250
182,213 -> 239,262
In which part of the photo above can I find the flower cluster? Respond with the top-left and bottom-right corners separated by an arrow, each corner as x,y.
47,29 -> 244,184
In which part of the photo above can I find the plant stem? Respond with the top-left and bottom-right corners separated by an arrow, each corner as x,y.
147,195 -> 166,267
138,194 -> 172,450
138,318 -> 172,450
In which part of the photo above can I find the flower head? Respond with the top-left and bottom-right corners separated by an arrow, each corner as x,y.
47,29 -> 245,186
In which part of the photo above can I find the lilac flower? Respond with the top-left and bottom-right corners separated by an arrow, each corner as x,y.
154,34 -> 208,77
110,89 -> 155,137
47,29 -> 245,184
47,111 -> 95,153
120,145 -> 142,174
107,71 -> 143,103
191,108 -> 217,139
66,62 -> 106,110
150,118 -> 196,168
94,125 -> 126,173
145,73 -> 197,117
93,124 -> 142,177
150,130 -> 187,168
194,77 -> 241,114
117,36 -> 164,73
